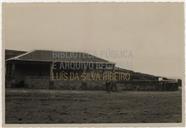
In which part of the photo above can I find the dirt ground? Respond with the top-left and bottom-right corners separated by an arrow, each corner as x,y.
5,89 -> 182,123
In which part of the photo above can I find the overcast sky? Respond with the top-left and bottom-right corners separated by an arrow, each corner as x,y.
3,3 -> 184,79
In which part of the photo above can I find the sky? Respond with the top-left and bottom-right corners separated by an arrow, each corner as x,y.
3,3 -> 184,79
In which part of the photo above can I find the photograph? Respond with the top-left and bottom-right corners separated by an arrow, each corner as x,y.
2,2 -> 185,126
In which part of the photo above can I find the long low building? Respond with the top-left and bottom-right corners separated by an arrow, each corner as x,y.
5,49 -> 180,91
6,50 -> 116,89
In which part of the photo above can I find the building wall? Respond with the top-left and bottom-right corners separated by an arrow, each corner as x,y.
24,76 -> 50,89
51,80 -> 105,90
117,81 -> 178,91
6,61 -> 51,88
5,61 -> 179,91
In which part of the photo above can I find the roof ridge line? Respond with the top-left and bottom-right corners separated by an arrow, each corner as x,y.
6,50 -> 36,61
36,49 -> 85,53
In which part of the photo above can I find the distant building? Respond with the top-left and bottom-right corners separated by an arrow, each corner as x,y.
5,49 -> 179,91
6,50 -> 115,89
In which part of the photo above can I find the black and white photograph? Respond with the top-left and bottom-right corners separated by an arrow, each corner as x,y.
2,2 -> 185,126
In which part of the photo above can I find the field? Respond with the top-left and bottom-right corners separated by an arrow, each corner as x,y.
5,89 -> 182,123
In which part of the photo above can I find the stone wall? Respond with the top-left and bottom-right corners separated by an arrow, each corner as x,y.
117,81 -> 179,91
51,80 -> 106,90
24,76 -> 50,89
6,77 -> 179,91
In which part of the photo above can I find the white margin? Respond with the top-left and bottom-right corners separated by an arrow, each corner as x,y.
1,0 -> 185,2
0,2 -> 3,128
0,1 -> 185,128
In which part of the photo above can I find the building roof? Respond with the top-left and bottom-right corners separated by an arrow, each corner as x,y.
5,49 -> 27,59
7,50 -> 114,64
114,67 -> 134,73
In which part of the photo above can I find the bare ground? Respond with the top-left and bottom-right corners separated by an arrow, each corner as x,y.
5,89 -> 182,123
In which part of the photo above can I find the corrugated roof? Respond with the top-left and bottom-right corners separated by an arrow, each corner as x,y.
7,50 -> 114,64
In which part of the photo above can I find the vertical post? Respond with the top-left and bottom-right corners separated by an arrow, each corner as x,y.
10,62 -> 16,88
102,63 -> 105,81
49,62 -> 54,89
112,64 -> 115,81
11,63 -> 15,78
112,64 -> 115,72
50,62 -> 54,81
